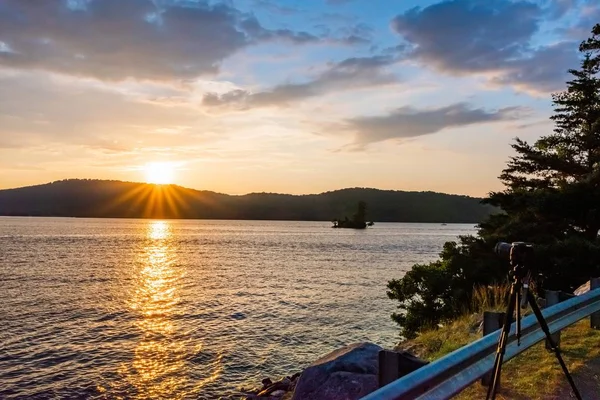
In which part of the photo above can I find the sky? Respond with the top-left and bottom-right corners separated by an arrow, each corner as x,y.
0,0 -> 599,196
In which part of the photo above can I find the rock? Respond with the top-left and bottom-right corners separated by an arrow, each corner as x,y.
257,380 -> 291,396
470,314 -> 484,334
280,377 -> 292,387
291,342 -> 382,400
241,387 -> 260,396
261,378 -> 273,389
394,342 -> 427,360
575,280 -> 591,296
477,320 -> 484,334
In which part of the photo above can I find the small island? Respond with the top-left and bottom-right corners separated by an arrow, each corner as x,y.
331,201 -> 374,229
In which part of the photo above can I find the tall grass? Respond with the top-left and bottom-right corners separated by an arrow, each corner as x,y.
471,283 -> 510,313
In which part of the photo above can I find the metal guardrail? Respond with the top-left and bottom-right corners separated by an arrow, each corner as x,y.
362,287 -> 600,400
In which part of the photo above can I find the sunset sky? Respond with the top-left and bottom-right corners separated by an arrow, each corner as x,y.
1,0 -> 598,196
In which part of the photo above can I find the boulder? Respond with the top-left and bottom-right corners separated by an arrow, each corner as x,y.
257,380 -> 292,396
262,378 -> 273,388
575,280 -> 591,296
291,342 -> 381,400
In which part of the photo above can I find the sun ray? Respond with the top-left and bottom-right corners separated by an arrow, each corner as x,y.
162,187 -> 180,219
97,174 -> 195,219
99,183 -> 153,217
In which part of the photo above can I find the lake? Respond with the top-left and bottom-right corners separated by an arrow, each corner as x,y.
0,218 -> 476,399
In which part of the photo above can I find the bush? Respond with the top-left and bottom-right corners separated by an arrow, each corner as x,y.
387,238 -> 505,338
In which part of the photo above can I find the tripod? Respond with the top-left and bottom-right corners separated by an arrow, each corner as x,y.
486,242 -> 581,400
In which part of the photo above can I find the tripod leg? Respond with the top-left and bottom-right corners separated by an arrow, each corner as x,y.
526,291 -> 582,400
486,284 -> 517,400
516,290 -> 521,346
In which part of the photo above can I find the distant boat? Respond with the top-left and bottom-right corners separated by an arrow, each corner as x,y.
441,223 -> 447,226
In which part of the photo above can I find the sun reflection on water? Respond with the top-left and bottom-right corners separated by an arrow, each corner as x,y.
148,221 -> 170,240
113,221 -> 222,399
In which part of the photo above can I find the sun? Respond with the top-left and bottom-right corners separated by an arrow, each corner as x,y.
144,162 -> 175,184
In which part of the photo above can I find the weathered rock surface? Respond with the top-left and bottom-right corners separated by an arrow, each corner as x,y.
262,378 -> 273,387
242,373 -> 301,400
575,280 -> 591,296
291,342 -> 381,400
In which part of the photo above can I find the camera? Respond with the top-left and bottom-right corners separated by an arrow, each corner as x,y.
494,242 -> 534,265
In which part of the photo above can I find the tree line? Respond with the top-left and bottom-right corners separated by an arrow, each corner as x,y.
0,180 -> 494,223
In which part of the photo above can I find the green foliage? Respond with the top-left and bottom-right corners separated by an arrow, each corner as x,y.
388,238 -> 505,338
389,24 -> 600,338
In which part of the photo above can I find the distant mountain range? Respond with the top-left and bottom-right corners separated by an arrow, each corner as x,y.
0,179 -> 496,223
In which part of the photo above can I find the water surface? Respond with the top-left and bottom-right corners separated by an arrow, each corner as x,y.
0,218 -> 476,399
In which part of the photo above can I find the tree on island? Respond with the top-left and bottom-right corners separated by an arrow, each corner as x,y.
388,24 -> 600,339
332,200 -> 374,229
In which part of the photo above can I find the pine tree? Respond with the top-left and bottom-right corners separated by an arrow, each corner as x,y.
388,25 -> 600,338
487,24 -> 600,241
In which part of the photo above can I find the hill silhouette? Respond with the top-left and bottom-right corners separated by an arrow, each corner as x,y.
0,179 -> 495,222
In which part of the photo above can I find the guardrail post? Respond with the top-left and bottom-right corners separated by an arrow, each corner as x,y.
378,350 -> 428,388
545,290 -> 561,349
378,350 -> 398,388
591,278 -> 600,330
481,311 -> 505,387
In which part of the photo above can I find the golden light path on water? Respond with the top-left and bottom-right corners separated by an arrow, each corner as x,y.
113,221 -> 222,399
1,219 -> 479,398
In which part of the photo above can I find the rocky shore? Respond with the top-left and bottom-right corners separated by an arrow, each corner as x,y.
237,373 -> 302,400
224,281 -> 599,400
223,342 -> 396,400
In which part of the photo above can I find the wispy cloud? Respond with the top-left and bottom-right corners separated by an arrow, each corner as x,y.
203,54 -> 400,109
339,103 -> 529,149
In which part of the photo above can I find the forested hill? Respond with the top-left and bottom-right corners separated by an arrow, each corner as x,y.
0,179 -> 495,223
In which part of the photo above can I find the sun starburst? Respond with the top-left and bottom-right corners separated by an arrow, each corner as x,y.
144,162 -> 175,185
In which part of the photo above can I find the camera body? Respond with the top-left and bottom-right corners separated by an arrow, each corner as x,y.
494,241 -> 534,266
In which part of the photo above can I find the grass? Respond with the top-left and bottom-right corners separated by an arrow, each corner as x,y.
396,285 -> 600,399
399,316 -> 600,399
399,284 -> 510,361
471,283 -> 510,313
399,312 -> 483,361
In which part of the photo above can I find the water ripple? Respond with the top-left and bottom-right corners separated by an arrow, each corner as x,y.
0,218 -> 475,399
